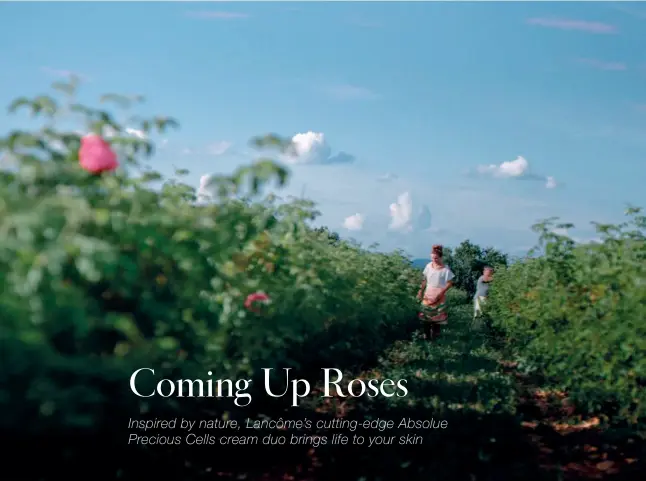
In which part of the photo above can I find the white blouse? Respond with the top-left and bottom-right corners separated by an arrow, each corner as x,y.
423,263 -> 455,293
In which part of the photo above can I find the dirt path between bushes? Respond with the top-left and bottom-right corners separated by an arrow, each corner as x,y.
210,306 -> 645,481
501,360 -> 644,481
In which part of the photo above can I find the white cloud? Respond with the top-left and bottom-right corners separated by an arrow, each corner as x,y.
477,155 -> 530,178
283,131 -> 355,165
196,174 -> 213,200
388,191 -> 433,233
343,213 -> 364,231
551,227 -> 602,244
125,127 -> 146,140
389,192 -> 414,232
81,126 -> 147,140
269,161 -> 604,257
475,155 -> 557,189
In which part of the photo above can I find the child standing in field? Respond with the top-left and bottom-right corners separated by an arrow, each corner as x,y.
418,245 -> 455,341
472,266 -> 493,330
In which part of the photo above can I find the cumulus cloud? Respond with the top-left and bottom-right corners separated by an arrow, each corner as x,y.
475,155 -> 557,189
388,192 -> 432,232
283,131 -> 355,165
343,213 -> 364,231
389,192 -> 414,232
196,174 -> 214,201
477,155 -> 530,178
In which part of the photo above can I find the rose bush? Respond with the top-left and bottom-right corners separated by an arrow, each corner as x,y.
0,79 -> 420,479
485,213 -> 646,425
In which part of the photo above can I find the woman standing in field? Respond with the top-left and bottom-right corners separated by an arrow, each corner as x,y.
418,245 -> 455,341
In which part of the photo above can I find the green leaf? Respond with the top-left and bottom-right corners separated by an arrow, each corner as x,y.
94,209 -> 110,226
157,337 -> 179,351
8,97 -> 32,114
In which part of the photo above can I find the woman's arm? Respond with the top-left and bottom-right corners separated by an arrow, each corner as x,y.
417,278 -> 427,300
439,281 -> 453,296
439,268 -> 455,297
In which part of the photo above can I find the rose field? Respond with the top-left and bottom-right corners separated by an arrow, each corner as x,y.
1,81 -> 645,481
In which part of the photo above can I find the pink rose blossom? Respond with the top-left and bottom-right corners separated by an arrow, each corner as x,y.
244,291 -> 271,313
79,134 -> 119,174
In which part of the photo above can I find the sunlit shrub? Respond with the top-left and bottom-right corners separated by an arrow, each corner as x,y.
486,212 -> 646,424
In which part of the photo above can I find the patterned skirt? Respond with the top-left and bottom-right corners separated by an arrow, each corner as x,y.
418,286 -> 448,325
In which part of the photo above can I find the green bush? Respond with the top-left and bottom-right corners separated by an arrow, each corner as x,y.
445,287 -> 470,306
443,241 -> 508,298
0,80 -> 420,478
485,211 -> 646,425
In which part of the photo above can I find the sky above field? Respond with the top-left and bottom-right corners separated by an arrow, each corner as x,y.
1,1 -> 645,258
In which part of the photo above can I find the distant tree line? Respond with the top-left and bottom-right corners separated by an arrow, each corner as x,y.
314,227 -> 509,299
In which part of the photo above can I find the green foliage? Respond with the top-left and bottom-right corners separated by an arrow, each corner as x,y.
443,240 -> 508,297
0,81 -> 420,477
313,225 -> 341,246
444,287 -> 470,306
485,211 -> 646,425
4,78 -> 645,480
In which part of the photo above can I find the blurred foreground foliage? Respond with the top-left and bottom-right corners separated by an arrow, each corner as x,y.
0,81 -> 420,478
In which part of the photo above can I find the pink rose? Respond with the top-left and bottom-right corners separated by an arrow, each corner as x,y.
244,291 -> 270,313
79,134 -> 119,174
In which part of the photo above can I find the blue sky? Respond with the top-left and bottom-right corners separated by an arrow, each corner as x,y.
1,1 -> 645,258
